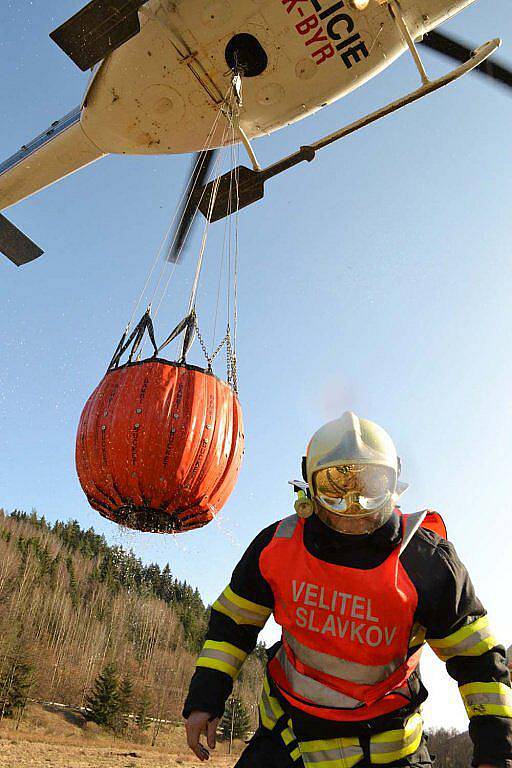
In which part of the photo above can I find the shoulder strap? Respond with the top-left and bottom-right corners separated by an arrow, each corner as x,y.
274,514 -> 300,540
420,510 -> 447,539
399,510 -> 428,555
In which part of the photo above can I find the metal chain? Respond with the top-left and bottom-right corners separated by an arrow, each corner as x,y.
189,74 -> 241,394
226,329 -> 238,394
193,314 -> 230,372
193,313 -> 237,392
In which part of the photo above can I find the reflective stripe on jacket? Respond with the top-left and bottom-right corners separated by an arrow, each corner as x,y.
459,681 -> 512,718
213,584 -> 272,627
260,673 -> 424,766
428,614 -> 497,662
260,511 -> 425,722
196,640 -> 248,679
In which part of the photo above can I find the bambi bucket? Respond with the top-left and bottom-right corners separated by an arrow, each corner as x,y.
76,359 -> 244,533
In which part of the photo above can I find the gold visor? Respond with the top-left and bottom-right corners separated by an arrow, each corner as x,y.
313,464 -> 395,516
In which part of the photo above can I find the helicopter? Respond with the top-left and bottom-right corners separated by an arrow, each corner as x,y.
0,0 -> 511,266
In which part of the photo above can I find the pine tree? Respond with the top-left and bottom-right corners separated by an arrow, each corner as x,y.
117,675 -> 134,734
85,663 -> 120,730
0,652 -> 35,720
66,556 -> 80,609
219,697 -> 251,743
135,688 -> 152,732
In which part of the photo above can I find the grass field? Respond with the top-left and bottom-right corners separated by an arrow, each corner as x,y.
0,705 -> 243,768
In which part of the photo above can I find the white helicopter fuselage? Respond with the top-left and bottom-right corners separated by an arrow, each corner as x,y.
83,0 -> 476,154
0,0 -> 476,213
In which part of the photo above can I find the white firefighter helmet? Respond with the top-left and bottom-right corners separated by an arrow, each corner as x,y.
305,411 -> 406,534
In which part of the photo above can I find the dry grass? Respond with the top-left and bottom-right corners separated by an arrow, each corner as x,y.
0,705 -> 243,768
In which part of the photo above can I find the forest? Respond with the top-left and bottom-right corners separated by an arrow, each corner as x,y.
0,508 -> 264,735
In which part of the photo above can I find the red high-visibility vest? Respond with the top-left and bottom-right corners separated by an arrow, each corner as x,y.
260,510 -> 444,722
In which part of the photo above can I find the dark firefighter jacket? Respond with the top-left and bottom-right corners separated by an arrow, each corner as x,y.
183,510 -> 512,767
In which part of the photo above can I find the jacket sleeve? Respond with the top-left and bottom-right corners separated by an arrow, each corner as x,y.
182,522 -> 277,719
423,538 -> 512,768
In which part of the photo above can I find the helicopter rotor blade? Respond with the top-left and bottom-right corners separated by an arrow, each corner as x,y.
420,31 -> 512,90
50,0 -> 148,72
0,214 -> 44,266
166,149 -> 218,263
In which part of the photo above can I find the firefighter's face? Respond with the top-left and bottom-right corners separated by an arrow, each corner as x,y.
315,504 -> 388,534
313,464 -> 396,534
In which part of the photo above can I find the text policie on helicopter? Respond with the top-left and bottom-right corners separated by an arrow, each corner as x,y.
282,0 -> 370,69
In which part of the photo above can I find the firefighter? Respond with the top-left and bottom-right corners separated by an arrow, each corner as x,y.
183,411 -> 512,767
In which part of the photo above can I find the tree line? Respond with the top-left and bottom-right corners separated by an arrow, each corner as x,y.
0,508 -> 264,740
426,728 -> 472,768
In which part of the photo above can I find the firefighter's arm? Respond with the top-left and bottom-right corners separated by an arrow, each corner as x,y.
425,540 -> 512,768
183,523 -> 276,722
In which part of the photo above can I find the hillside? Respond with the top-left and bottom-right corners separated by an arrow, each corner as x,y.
0,508 -> 264,737
0,702 -> 243,767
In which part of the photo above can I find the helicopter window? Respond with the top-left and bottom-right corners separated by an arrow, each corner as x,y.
225,33 -> 268,77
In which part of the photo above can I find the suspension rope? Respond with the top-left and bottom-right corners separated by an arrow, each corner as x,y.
148,102 -> 229,313
125,147 -> 207,330
196,74 -> 242,390
172,74 -> 242,389
124,90 -> 230,333
211,200 -> 230,350
226,96 -> 237,388
208,77 -> 241,370
134,80 -> 236,362
152,146 -> 225,320
151,87 -> 236,324
183,154 -> 226,316
116,72 -> 244,392
230,88 -> 242,393
134,147 -> 224,363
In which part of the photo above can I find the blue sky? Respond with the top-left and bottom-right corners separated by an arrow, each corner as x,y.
1,0 -> 511,731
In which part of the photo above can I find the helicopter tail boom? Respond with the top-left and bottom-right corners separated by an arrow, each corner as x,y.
0,106 -> 106,265
0,106 -> 105,213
